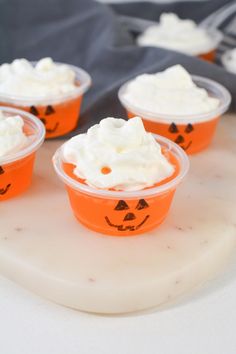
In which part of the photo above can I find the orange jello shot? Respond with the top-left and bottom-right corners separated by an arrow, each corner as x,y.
118,66 -> 231,154
53,117 -> 189,236
0,58 -> 91,139
0,107 -> 45,201
136,13 -> 223,63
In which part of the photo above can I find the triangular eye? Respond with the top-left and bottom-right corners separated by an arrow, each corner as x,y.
168,123 -> 178,134
45,105 -> 55,115
114,200 -> 129,211
0,166 -> 4,175
30,106 -> 39,116
136,199 -> 149,210
185,124 -> 194,133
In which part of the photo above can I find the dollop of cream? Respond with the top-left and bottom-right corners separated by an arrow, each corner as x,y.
62,117 -> 174,191
122,65 -> 219,116
0,111 -> 28,158
0,57 -> 77,98
137,13 -> 213,55
222,48 -> 236,74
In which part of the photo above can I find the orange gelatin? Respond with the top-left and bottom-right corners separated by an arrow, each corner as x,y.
62,151 -> 180,236
0,153 -> 35,201
127,111 -> 219,154
1,96 -> 82,139
198,49 -> 216,62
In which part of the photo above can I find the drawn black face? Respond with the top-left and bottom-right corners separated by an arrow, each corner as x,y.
0,166 -> 11,196
105,199 -> 150,232
168,122 -> 194,151
30,105 -> 59,134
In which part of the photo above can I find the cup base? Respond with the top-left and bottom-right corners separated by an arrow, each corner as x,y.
74,212 -> 168,236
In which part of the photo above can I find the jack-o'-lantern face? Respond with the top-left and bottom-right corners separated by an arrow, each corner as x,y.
0,166 -> 11,195
168,122 -> 194,151
105,199 -> 150,232
30,105 -> 59,134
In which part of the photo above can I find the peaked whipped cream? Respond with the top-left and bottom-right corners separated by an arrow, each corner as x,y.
62,117 -> 174,191
222,48 -> 236,74
137,13 -> 213,55
0,57 -> 77,99
122,65 -> 219,116
0,111 -> 28,158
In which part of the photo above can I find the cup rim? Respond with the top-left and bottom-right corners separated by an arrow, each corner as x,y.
52,133 -> 189,199
0,61 -> 92,106
0,106 -> 45,165
118,75 -> 231,124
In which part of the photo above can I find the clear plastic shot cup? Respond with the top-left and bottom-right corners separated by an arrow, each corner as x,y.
197,28 -> 223,62
53,134 -> 189,237
0,62 -> 91,139
118,76 -> 231,155
0,107 -> 45,201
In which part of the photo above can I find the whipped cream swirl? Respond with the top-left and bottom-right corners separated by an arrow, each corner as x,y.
62,117 -> 174,191
0,111 -> 27,158
122,65 -> 219,116
137,13 -> 214,56
0,57 -> 77,99
222,48 -> 236,74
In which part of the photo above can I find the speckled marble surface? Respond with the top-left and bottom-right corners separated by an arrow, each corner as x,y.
0,116 -> 236,314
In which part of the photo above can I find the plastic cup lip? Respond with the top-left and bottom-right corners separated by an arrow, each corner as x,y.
52,134 -> 190,200
0,106 -> 45,165
118,75 -> 231,124
0,61 -> 92,106
221,49 -> 236,74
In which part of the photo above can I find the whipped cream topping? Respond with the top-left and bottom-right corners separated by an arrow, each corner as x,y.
137,13 -> 214,55
122,65 -> 219,117
0,57 -> 77,99
0,111 -> 28,158
222,48 -> 236,74
62,117 -> 174,191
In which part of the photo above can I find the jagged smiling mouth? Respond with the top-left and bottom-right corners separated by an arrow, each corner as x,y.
180,141 -> 192,151
105,215 -> 150,231
0,184 -> 11,195
40,119 -> 59,134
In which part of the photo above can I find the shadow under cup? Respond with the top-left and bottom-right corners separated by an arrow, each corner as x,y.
119,76 -> 231,155
0,63 -> 91,139
53,135 -> 189,237
0,107 -> 45,201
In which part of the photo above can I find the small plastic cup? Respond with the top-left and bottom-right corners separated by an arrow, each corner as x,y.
118,76 -> 231,154
0,107 -> 45,201
197,28 -> 223,62
53,134 -> 189,236
0,62 -> 91,139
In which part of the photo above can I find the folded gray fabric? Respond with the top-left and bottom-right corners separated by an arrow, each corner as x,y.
0,0 -> 235,137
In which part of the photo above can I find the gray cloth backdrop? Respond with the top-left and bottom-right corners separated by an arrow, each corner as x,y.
0,0 -> 235,136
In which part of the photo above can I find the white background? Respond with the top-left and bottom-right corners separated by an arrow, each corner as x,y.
1,269 -> 236,354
